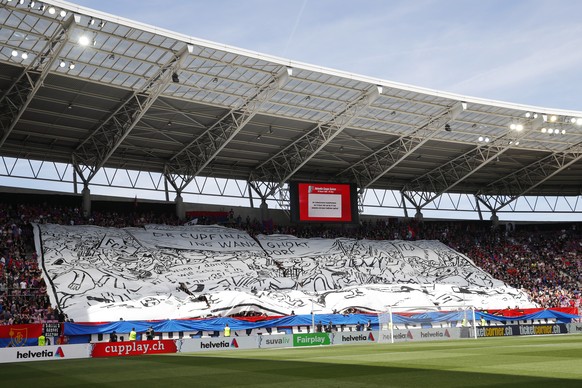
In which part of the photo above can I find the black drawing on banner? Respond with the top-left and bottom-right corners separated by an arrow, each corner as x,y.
35,224 -> 535,321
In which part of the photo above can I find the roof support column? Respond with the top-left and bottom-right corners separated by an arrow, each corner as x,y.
72,157 -> 92,216
475,194 -> 508,227
260,199 -> 270,224
474,194 -> 484,221
82,186 -> 91,217
248,180 -> 279,220
401,190 -> 424,221
490,211 -> 499,227
163,168 -> 190,220
247,183 -> 255,209
401,192 -> 409,219
175,193 -> 185,221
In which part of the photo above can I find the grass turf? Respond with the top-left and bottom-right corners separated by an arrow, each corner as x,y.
1,335 -> 581,387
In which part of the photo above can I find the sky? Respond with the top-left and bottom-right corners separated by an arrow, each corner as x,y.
68,0 -> 582,112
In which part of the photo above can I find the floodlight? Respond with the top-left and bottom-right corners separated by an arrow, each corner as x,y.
78,35 -> 90,46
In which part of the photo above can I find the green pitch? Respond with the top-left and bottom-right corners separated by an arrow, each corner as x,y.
1,335 -> 581,387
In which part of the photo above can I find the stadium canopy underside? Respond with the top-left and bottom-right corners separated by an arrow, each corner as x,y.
1,0 -> 582,221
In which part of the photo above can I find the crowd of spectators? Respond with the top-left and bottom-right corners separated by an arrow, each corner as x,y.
0,202 -> 181,325
1,200 -> 580,326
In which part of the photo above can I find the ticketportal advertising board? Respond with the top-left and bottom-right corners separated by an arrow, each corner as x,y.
0,344 -> 91,363
293,333 -> 332,347
178,336 -> 258,353
91,340 -> 177,357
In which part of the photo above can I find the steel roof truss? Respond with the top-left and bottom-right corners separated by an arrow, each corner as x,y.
73,44 -> 192,183
0,15 -> 74,148
344,101 -> 465,190
403,115 -> 544,208
477,144 -> 582,212
163,68 -> 289,191
251,86 -> 381,189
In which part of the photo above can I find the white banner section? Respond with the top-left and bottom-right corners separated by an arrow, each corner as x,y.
34,223 -> 536,322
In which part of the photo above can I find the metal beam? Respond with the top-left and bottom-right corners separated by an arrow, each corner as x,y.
250,85 -> 381,193
476,140 -> 582,212
402,115 -> 544,208
0,16 -> 75,148
162,67 -> 290,192
72,44 -> 193,183
342,101 -> 466,191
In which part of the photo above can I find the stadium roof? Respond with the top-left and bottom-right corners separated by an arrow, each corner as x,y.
1,0 -> 582,214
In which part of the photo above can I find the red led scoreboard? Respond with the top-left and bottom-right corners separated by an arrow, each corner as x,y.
290,182 -> 359,223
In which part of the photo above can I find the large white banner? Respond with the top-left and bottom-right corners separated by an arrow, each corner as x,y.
34,224 -> 535,322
